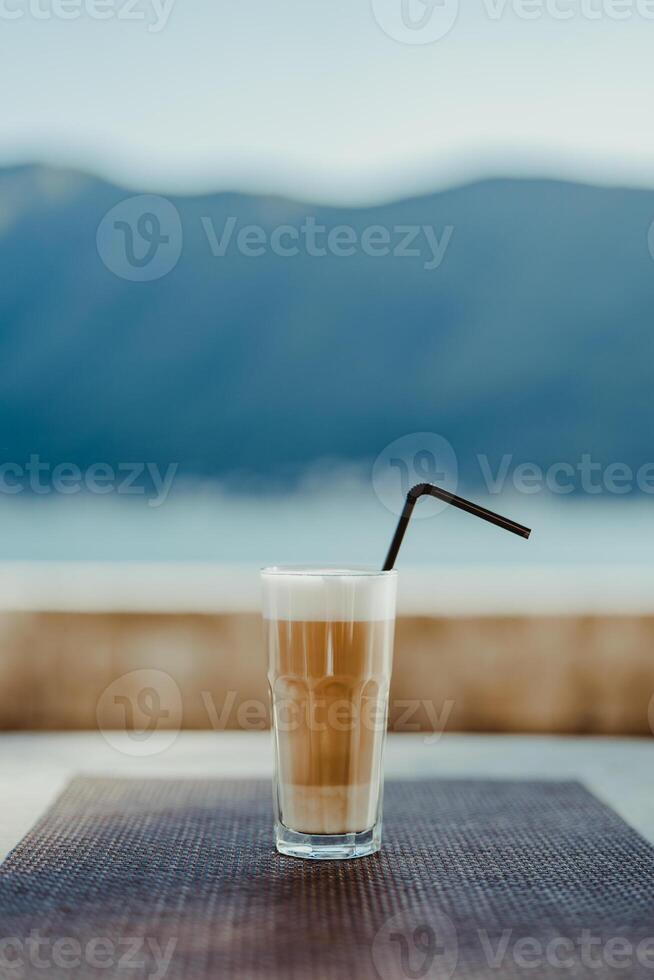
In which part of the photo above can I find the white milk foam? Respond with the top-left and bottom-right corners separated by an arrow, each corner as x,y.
261,567 -> 397,622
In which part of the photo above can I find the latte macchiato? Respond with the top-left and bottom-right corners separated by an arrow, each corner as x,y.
262,567 -> 397,858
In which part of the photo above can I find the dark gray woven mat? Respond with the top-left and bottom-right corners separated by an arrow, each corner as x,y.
2,778 -> 654,979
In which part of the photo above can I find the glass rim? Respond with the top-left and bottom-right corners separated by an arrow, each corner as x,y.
260,564 -> 397,578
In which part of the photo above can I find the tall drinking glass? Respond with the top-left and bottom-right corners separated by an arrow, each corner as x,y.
262,566 -> 397,860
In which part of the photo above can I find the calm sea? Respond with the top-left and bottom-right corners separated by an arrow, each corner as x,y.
0,483 -> 649,566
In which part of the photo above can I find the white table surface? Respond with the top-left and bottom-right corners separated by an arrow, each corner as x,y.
1,732 -> 653,862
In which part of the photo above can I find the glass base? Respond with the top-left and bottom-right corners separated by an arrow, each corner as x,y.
275,822 -> 381,860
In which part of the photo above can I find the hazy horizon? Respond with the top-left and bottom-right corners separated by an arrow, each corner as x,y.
4,158 -> 654,209
1,0 -> 654,203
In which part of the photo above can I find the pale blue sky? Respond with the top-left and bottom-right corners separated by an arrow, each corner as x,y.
0,0 -> 652,202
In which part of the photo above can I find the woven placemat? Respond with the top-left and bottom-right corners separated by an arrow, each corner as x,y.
1,778 -> 654,979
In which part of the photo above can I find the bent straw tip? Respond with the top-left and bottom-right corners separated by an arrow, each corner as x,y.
408,482 -> 431,499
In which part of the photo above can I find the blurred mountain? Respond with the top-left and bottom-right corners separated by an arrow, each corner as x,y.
0,164 -> 652,488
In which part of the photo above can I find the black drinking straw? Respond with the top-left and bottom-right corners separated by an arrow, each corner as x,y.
382,483 -> 531,571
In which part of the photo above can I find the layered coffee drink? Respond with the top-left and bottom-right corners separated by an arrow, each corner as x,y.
262,567 -> 397,860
